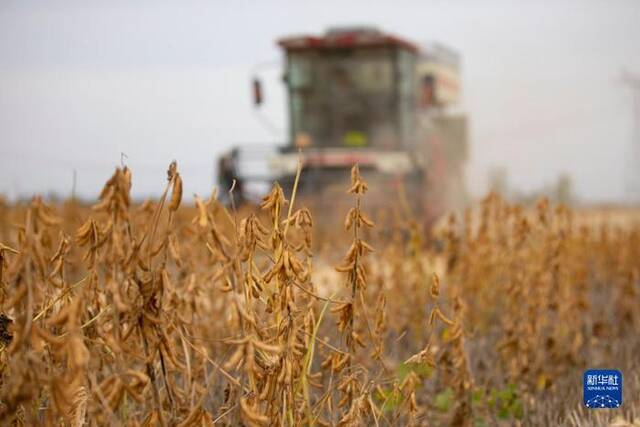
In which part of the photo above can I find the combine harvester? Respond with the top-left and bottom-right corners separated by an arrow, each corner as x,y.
219,26 -> 468,227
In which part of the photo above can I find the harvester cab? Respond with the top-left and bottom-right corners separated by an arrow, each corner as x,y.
219,26 -> 468,225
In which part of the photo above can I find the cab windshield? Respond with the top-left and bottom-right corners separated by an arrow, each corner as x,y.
287,48 -> 402,149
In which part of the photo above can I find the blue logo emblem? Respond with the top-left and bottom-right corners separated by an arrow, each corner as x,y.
583,369 -> 622,408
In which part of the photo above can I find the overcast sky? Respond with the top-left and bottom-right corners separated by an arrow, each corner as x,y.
1,0 -> 639,203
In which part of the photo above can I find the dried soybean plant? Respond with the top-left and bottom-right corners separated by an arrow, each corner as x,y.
331,165 -> 377,425
0,161 -> 639,426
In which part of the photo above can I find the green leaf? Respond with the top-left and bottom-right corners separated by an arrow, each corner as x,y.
396,362 -> 433,382
434,388 -> 454,412
471,388 -> 484,406
511,399 -> 524,419
379,388 -> 402,413
498,406 -> 510,420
